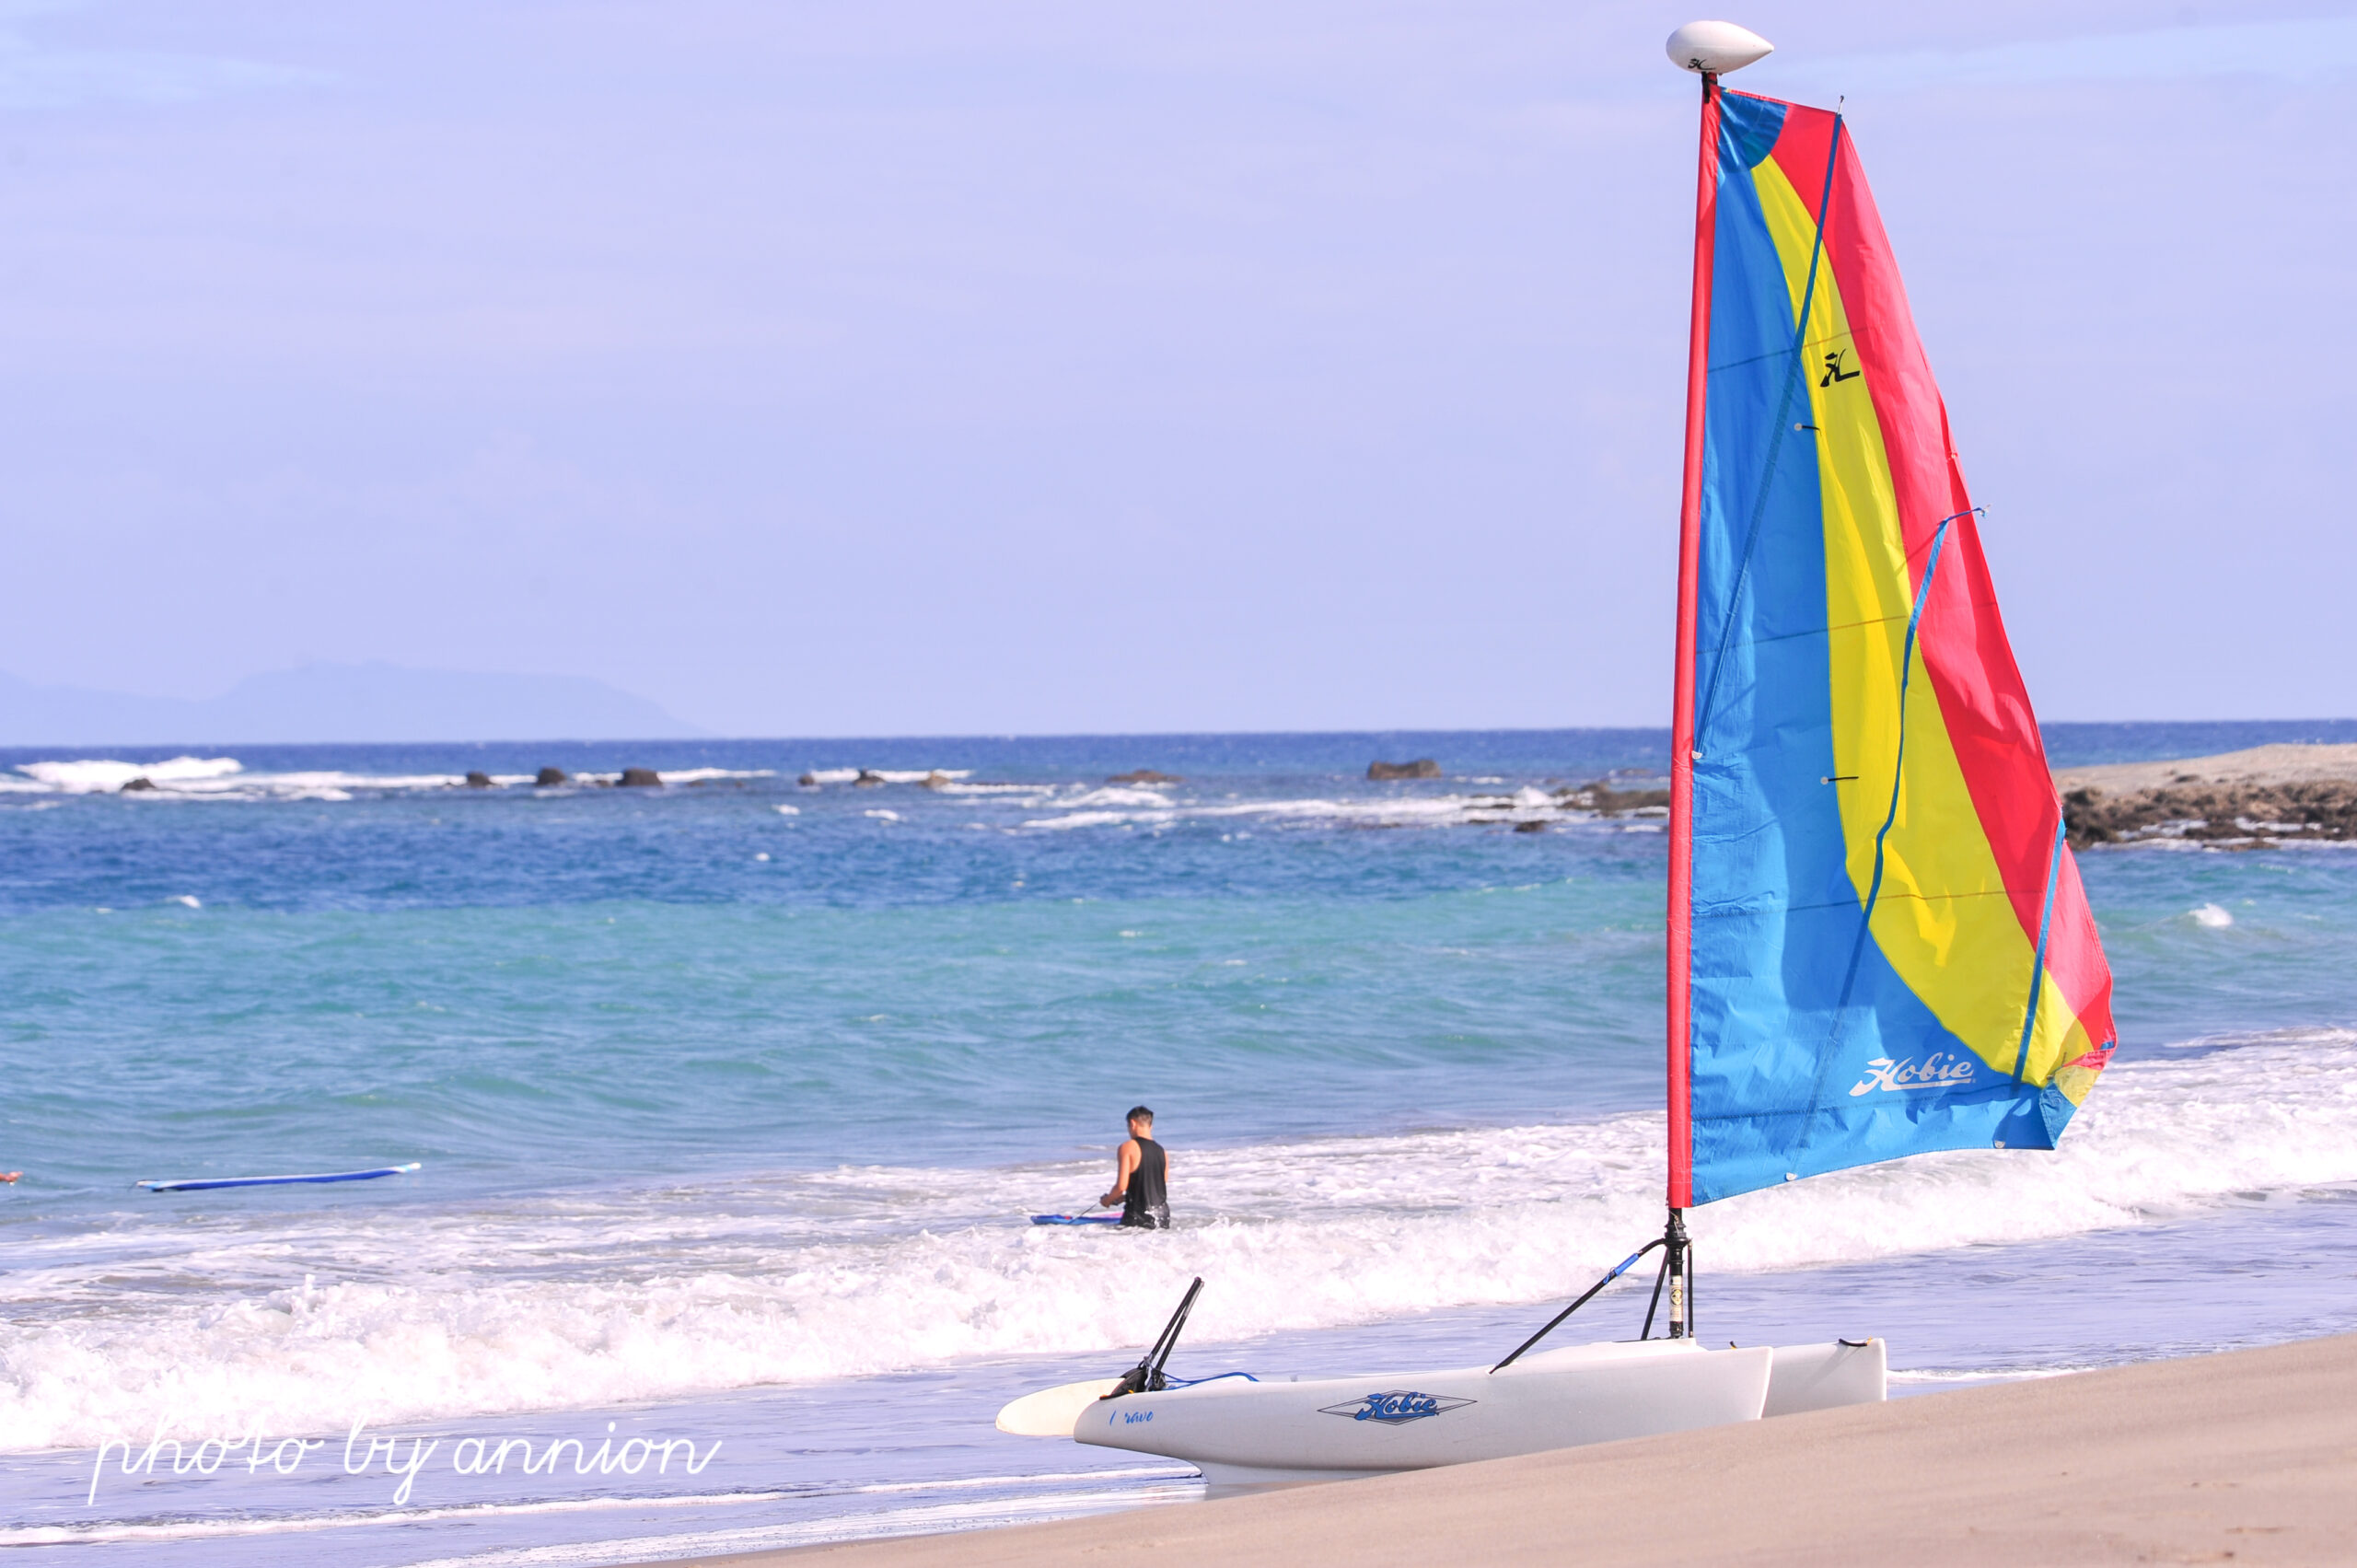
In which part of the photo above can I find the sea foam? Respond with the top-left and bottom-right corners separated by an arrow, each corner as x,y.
3,1028 -> 2352,1452
11,757 -> 244,793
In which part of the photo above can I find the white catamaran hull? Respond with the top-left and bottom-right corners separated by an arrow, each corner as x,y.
1067,1337 -> 1883,1484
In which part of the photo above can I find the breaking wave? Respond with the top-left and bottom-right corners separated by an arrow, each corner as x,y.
0,756 -> 1629,831
5,1028 -> 2352,1452
1,759 -> 774,803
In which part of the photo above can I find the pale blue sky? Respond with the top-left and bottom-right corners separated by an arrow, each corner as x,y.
0,2 -> 2347,736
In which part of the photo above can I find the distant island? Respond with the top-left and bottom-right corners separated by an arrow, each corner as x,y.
0,662 -> 703,746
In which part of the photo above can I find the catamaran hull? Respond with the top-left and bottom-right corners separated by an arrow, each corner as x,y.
1074,1340 -> 1848,1482
1764,1338 -> 1887,1416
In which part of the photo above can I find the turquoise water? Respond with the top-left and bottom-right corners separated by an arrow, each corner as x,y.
2,723 -> 2355,1563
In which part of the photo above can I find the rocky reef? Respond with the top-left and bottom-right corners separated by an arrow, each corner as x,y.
2055,744 -> 2357,850
1558,781 -> 1672,816
2064,780 -> 2357,848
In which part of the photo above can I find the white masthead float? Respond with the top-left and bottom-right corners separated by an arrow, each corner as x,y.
999,13 -> 2117,1481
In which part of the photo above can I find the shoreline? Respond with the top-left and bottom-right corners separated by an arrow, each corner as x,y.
622,1331 -> 2357,1566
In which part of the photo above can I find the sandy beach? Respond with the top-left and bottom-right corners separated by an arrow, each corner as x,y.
626,1331 -> 2357,1568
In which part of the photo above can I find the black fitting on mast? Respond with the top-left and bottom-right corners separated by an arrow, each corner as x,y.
1665,1208 -> 1691,1339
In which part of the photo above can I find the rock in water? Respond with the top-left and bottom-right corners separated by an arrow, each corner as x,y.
1367,759 -> 1442,781
797,772 -> 820,787
464,772 -> 493,788
535,767 -> 569,787
919,771 -> 954,789
618,768 -> 663,787
121,777 -> 157,793
1514,819 -> 1547,833
1569,780 -> 1671,817
853,770 -> 887,788
1107,770 -> 1183,784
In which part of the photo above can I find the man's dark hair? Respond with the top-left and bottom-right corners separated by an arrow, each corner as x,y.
1127,1106 -> 1154,1124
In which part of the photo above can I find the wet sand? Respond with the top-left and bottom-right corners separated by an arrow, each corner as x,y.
623,1330 -> 2357,1567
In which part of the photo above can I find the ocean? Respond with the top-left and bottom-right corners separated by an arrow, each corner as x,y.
3,722 -> 2355,1565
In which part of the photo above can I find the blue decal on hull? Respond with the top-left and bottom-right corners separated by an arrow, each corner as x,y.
1318,1390 -> 1475,1424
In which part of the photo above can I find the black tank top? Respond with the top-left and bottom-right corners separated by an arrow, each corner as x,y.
1123,1137 -> 1167,1224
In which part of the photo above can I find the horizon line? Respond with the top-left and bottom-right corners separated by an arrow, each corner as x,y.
0,717 -> 2351,754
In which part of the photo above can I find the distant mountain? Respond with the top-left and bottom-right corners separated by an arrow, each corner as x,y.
0,663 -> 704,745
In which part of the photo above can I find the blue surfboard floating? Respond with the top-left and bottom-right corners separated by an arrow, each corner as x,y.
137,1162 -> 422,1193
1030,1213 -> 1120,1225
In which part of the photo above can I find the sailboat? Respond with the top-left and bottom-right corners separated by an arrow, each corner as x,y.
995,19 -> 2120,1484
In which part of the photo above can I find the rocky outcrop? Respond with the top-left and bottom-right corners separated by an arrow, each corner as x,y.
2055,744 -> 2357,849
1456,777 -> 1672,828
464,772 -> 493,788
2063,781 -> 2357,849
920,771 -> 956,789
535,767 -> 568,787
853,770 -> 887,788
121,777 -> 157,792
1108,770 -> 1183,784
1554,781 -> 1671,816
797,772 -> 820,787
618,768 -> 662,788
1368,759 -> 1442,780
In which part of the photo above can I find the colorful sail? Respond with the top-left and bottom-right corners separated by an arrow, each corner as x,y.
1672,90 -> 2117,1206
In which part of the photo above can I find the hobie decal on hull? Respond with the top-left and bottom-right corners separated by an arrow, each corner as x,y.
1318,1391 -> 1476,1424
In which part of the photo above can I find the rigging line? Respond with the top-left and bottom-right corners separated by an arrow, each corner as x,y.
1159,1372 -> 1260,1388
1713,885 -> 2027,921
1718,604 -> 1924,655
1899,519 -> 1968,564
1712,531 -> 1987,651
1492,1240 -> 1662,1371
1794,510 -> 1961,1133
1691,111 -> 1846,755
2010,816 -> 2069,1085
1708,325 -> 1858,375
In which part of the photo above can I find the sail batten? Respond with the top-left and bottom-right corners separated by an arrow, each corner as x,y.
1676,88 -> 2117,1205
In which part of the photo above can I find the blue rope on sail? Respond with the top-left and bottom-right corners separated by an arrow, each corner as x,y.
1692,113 -> 1846,752
2011,817 -> 2069,1085
1855,515 -> 1956,942
1795,508 -> 1971,1130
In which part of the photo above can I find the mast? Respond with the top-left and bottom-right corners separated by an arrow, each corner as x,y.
1664,64 -> 1720,1337
1660,16 -> 1768,1338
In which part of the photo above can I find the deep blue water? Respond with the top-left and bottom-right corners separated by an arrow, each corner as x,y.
2,723 -> 2351,1192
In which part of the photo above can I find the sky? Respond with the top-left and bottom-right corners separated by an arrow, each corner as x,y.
0,1 -> 2348,738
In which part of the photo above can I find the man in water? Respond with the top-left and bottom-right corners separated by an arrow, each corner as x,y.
1100,1105 -> 1169,1229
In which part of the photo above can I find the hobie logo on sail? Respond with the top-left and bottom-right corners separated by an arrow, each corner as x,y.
1319,1390 -> 1474,1424
1849,1053 -> 1977,1097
